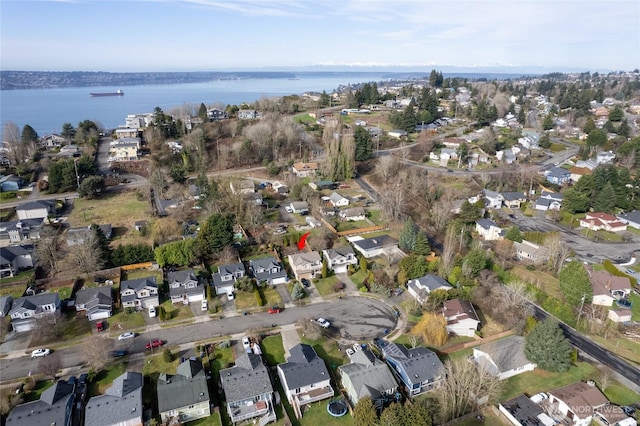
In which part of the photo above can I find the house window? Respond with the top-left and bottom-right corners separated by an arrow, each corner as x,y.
188,405 -> 195,409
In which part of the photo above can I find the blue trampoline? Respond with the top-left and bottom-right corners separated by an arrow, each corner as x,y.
327,399 -> 348,417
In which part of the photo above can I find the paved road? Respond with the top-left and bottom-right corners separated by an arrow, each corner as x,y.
0,297 -> 396,382
532,305 -> 640,393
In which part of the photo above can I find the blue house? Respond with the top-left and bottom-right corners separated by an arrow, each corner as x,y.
545,167 -> 570,185
0,175 -> 23,192
379,341 -> 444,397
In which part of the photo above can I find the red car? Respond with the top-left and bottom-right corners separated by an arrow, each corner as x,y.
267,307 -> 281,314
145,339 -> 164,350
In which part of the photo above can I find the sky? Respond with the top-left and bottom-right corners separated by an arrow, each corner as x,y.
1,0 -> 639,73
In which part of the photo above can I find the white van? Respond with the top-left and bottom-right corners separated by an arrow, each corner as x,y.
201,300 -> 208,311
227,291 -> 234,300
148,306 -> 157,318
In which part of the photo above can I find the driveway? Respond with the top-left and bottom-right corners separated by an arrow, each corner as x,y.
0,331 -> 32,355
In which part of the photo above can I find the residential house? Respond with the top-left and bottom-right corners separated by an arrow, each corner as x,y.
608,308 -> 632,323
339,207 -> 366,222
249,257 -> 288,285
0,217 -> 45,245
617,210 -> 640,230
16,200 -> 55,220
594,405 -> 637,426
381,342 -> 444,397
237,110 -> 260,120
230,179 -> 255,195
547,381 -> 609,426
309,180 -> 336,191
475,218 -> 503,241
271,181 -> 289,194
220,353 -> 276,425
212,262 -> 246,296
322,246 -> 357,274
287,251 -> 322,282
388,129 -> 408,139
499,394 -> 557,426
441,299 -> 480,337
579,213 -> 628,232
328,192 -> 349,207
472,336 -> 536,380
120,276 -> 160,310
244,192 -> 264,206
596,151 -> 616,164
407,274 -> 452,304
483,189 -> 504,210
158,359 -> 211,424
291,162 -> 319,178
0,175 -> 22,192
0,295 -> 13,317
288,201 -> 309,214
84,372 -> 144,426
114,128 -> 141,139
6,379 -> 75,426
9,292 -> 60,332
109,141 -> 139,161
339,344 -> 398,410
351,235 -> 399,259
513,240 -> 549,265
74,286 -> 112,321
305,216 -> 322,228
277,344 -> 334,418
125,113 -> 154,129
0,246 -> 33,277
66,224 -> 112,246
569,166 -> 592,183
535,191 -> 562,211
110,137 -> 141,149
439,148 -> 458,163
501,192 -> 527,209
167,270 -> 206,305
518,132 -> 540,149
56,144 -> 81,158
545,167 -> 571,185
40,134 -> 68,149
207,108 -> 228,121
588,269 -> 632,307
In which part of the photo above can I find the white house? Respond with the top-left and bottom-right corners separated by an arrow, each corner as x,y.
9,293 -> 61,332
579,213 -> 627,232
483,189 -> 504,210
407,274 -> 452,304
322,246 -> 357,274
120,276 -> 160,310
74,286 -> 112,321
441,299 -> 480,337
596,151 -> 616,164
277,344 -> 334,419
388,129 -> 408,139
475,219 -> 503,241
167,270 -> 205,305
328,192 -> 349,207
291,162 -> 319,178
608,308 -> 632,323
472,336 -> 536,380
547,382 -> 609,426
212,263 -> 246,296
351,235 -> 399,259
16,200 -> 55,220
339,207 -> 366,221
588,269 -> 632,307
513,240 -> 549,265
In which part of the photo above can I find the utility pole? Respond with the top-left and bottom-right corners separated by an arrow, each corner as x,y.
576,294 -> 586,328
74,158 -> 80,190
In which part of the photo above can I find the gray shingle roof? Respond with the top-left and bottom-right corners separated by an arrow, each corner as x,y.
382,343 -> 444,386
167,269 -> 197,284
75,286 -> 112,307
6,380 -> 74,426
9,293 -> 60,315
221,353 -> 273,404
16,200 -> 55,212
278,344 -> 330,390
351,235 -> 398,251
120,276 -> 157,293
85,372 -> 143,426
339,347 -> 397,401
500,394 -> 545,426
476,218 -> 498,230
0,246 -> 30,264
408,274 -> 452,292
474,335 -> 531,375
157,359 -> 210,413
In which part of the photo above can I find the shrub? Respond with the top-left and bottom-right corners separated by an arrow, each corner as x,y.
124,307 -> 135,315
162,348 -> 173,363
254,289 -> 265,306
358,286 -> 368,293
218,339 -> 231,349
333,282 -> 346,292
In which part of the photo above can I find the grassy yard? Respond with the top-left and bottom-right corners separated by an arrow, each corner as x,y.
186,413 -> 223,426
142,350 -> 182,410
367,209 -> 383,225
334,220 -> 370,232
500,361 -> 598,400
590,334 -> 640,364
260,286 -> 283,307
604,381 -> 640,406
52,286 -> 74,300
0,280 -> 28,298
314,276 -> 341,297
122,268 -> 162,283
233,290 -> 259,311
261,334 -> 286,365
22,379 -> 55,402
510,265 -> 563,300
0,270 -> 34,287
30,313 -> 93,347
89,361 -> 127,395
627,292 -> 640,320
578,228 -> 624,242
349,269 -> 367,288
69,190 -> 150,227
300,399 -> 354,426
301,335 -> 349,377
107,309 -> 146,332
159,300 -> 194,323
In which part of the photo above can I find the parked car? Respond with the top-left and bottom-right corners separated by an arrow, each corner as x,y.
393,288 -> 404,296
201,299 -> 208,311
79,373 -> 89,384
31,348 -> 50,358
227,291 -> 235,300
284,206 -> 293,213
267,306 -> 281,314
145,339 -> 164,350
148,306 -> 157,318
242,337 -> 252,353
118,332 -> 136,341
315,318 -> 330,329
96,320 -> 105,332
109,350 -> 127,358
301,278 -> 311,288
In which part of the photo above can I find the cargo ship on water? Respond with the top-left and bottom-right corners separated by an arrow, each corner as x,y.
90,89 -> 124,97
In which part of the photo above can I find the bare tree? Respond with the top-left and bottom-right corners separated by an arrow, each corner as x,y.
597,366 -> 615,391
39,351 -> 62,380
436,357 -> 503,423
36,226 -> 62,274
375,155 -> 399,182
545,233 -> 572,275
440,224 -> 458,278
379,182 -> 405,222
64,229 -> 106,275
2,121 -> 22,164
82,336 -> 111,372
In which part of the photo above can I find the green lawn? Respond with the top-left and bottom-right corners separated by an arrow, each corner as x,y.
69,191 -> 150,228
500,361 -> 599,400
604,381 -> 640,406
334,220 -> 370,232
0,280 -> 28,298
300,399 -> 353,426
590,334 -> 640,364
349,270 -> 367,287
260,286 -> 283,308
90,361 -> 127,396
122,269 -> 162,283
0,270 -> 34,286
261,334 -> 286,365
23,379 -> 54,402
301,336 -> 349,377
107,309 -> 146,332
143,350 -> 182,410
160,300 -> 194,323
627,292 -> 640,320
314,276 -> 340,297
367,209 -> 383,225
54,286 -> 74,300
234,290 -> 259,310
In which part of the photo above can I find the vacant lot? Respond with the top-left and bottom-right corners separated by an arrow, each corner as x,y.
511,265 -> 563,300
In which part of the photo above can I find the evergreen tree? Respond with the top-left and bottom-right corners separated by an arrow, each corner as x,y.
608,105 -> 624,122
354,126 -> 373,161
517,107 -> 526,125
558,261 -> 592,307
525,318 -> 572,372
193,213 -> 234,260
538,132 -> 551,149
21,124 -> 39,145
61,123 -> 76,139
542,113 -> 555,130
587,129 -> 607,148
504,226 -> 523,242
592,182 -> 617,212
413,232 -> 431,256
583,117 -> 596,134
198,103 -> 208,120
353,397 -> 378,426
291,282 -> 305,300
399,217 -> 417,251
617,119 -> 630,138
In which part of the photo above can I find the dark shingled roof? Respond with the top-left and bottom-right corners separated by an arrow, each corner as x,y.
221,353 -> 273,404
157,359 -> 210,414
277,344 -> 330,390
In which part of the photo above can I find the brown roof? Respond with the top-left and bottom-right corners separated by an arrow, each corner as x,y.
293,162 -> 318,171
569,166 -> 593,176
442,299 -> 479,322
589,270 -> 632,295
550,382 -> 608,415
